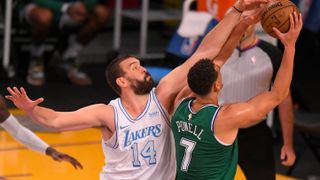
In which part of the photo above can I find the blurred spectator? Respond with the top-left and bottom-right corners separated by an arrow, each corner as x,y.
284,0 -> 320,110
15,0 -> 109,86
292,0 -> 320,65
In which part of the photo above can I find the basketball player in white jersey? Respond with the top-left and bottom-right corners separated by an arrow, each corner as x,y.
5,0 -> 268,179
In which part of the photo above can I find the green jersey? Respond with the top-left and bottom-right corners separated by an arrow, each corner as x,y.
171,98 -> 238,180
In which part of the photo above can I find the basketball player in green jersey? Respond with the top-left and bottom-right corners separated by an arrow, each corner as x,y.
171,12 -> 302,179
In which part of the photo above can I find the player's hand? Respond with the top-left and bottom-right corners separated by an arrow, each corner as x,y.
5,87 -> 44,114
235,0 -> 269,12
241,5 -> 265,26
280,144 -> 296,166
273,12 -> 303,47
46,147 -> 83,169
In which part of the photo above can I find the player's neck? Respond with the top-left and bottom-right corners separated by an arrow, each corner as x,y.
120,93 -> 149,118
192,95 -> 218,111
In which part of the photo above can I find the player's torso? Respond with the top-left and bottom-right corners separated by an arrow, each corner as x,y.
171,99 -> 237,180
101,89 -> 176,180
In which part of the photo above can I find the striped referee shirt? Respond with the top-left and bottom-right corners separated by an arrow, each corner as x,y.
218,40 -> 282,106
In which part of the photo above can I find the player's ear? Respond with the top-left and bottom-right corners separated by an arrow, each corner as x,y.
213,81 -> 222,92
213,83 -> 218,92
116,77 -> 127,88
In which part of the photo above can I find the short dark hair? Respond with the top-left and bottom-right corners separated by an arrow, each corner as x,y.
187,59 -> 218,96
105,55 -> 135,95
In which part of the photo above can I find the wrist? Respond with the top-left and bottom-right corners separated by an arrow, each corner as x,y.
45,146 -> 54,156
239,19 -> 250,28
26,105 -> 38,116
232,5 -> 243,13
283,141 -> 293,147
233,1 -> 244,14
284,44 -> 296,50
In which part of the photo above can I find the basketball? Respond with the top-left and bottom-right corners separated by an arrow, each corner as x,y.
260,0 -> 299,38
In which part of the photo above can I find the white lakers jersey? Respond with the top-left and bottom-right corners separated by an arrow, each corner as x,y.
100,88 -> 176,180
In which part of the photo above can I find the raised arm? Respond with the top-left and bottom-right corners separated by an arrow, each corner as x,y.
219,12 -> 302,132
5,87 -> 113,132
157,0 -> 269,114
173,8 -> 266,108
214,8 -> 264,67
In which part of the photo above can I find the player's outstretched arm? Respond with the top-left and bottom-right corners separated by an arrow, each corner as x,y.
46,147 -> 83,169
6,87 -> 113,131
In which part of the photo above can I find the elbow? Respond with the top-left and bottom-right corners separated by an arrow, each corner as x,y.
274,90 -> 289,105
271,87 -> 290,104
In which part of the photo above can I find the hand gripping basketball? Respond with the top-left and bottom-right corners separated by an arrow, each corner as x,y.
261,0 -> 300,38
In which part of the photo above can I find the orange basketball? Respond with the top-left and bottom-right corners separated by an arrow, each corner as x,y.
260,0 -> 300,38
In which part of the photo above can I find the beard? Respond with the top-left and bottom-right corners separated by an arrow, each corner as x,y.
130,72 -> 155,95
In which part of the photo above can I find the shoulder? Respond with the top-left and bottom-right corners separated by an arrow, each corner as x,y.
85,103 -> 112,109
88,103 -> 115,127
217,103 -> 249,121
98,103 -> 115,114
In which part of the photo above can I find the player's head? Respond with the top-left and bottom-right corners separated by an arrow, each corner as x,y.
187,59 -> 222,96
106,55 -> 154,95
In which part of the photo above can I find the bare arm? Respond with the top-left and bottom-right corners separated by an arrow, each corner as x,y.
5,87 -> 114,132
157,0 -> 268,114
174,86 -> 193,108
30,104 -> 112,131
278,91 -> 296,166
214,8 -> 264,67
217,12 -> 302,134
